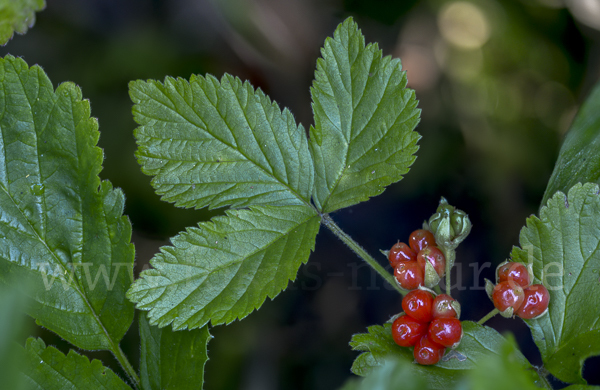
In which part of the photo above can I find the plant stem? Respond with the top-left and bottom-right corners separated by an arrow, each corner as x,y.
444,248 -> 455,296
113,345 -> 140,389
321,214 -> 404,295
477,308 -> 500,325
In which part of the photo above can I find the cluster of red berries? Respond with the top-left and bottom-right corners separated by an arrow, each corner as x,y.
391,289 -> 462,365
388,229 -> 446,290
490,261 -> 550,319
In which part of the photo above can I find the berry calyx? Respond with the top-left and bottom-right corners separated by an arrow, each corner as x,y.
402,289 -> 434,323
391,314 -> 428,347
413,334 -> 445,365
492,281 -> 524,313
428,318 -> 463,348
417,246 -> 446,278
388,242 -> 416,268
432,294 -> 460,319
394,261 -> 424,290
409,229 -> 436,253
516,284 -> 550,319
497,261 -> 530,288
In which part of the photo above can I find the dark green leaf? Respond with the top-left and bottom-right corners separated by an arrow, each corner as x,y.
20,338 -> 131,390
0,0 -> 45,45
309,17 -> 421,213
128,205 -> 320,329
511,182 -> 600,384
139,313 -> 211,390
0,55 -> 135,350
130,73 -> 314,210
542,81 -> 600,206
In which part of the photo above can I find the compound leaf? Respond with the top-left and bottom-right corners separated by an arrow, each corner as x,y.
510,182 -> 600,384
0,55 -> 135,351
309,17 -> 421,213
127,205 -> 320,330
0,0 -> 45,45
20,338 -> 131,390
139,313 -> 211,390
130,73 -> 314,210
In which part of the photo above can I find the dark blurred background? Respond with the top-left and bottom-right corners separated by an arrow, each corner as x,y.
2,0 -> 600,388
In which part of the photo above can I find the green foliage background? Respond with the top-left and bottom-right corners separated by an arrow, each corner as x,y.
0,0 -> 599,389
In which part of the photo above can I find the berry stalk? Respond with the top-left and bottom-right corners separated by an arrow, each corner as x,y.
477,308 -> 500,325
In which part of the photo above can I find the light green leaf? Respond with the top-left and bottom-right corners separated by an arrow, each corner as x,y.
130,73 -> 314,210
0,55 -> 135,350
350,321 -> 547,389
510,182 -> 600,384
0,285 -> 29,390
309,17 -> 421,213
338,358 -> 426,390
127,205 -> 320,329
139,313 -> 211,390
542,81 -> 600,206
0,0 -> 45,45
20,338 -> 131,390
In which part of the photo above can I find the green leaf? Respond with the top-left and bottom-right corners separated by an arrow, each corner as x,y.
563,386 -> 600,390
510,182 -> 600,384
127,205 -> 320,329
130,73 -> 314,210
20,338 -> 131,390
309,17 -> 421,213
139,313 -> 211,390
0,55 -> 135,350
338,358 -> 426,390
542,81 -> 600,206
0,0 -> 45,45
349,321 -> 546,389
0,285 -> 30,390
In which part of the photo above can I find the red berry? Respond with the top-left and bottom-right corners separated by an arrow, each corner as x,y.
402,289 -> 434,323
497,262 -> 530,288
409,229 -> 436,253
417,246 -> 446,277
492,281 -> 524,312
394,261 -> 424,290
516,284 -> 550,319
413,334 -> 445,365
391,314 -> 428,347
428,318 -> 463,348
432,294 -> 458,319
388,242 -> 416,268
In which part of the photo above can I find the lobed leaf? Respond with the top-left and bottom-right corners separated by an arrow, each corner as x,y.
511,182 -> 600,384
139,313 -> 211,390
542,81 -> 600,206
130,73 -> 314,210
0,0 -> 45,45
127,205 -> 320,330
0,55 -> 135,350
20,338 -> 131,390
309,17 -> 421,213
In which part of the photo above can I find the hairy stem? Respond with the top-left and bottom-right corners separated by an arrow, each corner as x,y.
321,214 -> 404,294
113,345 -> 140,389
477,308 -> 500,325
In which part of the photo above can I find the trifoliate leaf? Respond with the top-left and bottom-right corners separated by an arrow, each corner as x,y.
20,338 -> 131,390
0,55 -> 135,350
139,313 -> 211,390
337,358 -> 426,390
350,321 -> 546,389
309,17 -> 421,213
510,182 -> 600,384
130,73 -> 314,210
542,81 -> 600,206
0,0 -> 45,45
127,205 -> 320,329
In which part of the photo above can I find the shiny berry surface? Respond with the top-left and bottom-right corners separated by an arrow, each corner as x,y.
391,314 -> 428,347
413,334 -> 445,365
394,261 -> 424,290
492,281 -> 524,312
409,229 -> 436,253
516,284 -> 550,319
402,289 -> 434,323
428,318 -> 463,348
388,242 -> 416,268
432,294 -> 458,319
497,262 -> 530,288
417,246 -> 446,277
